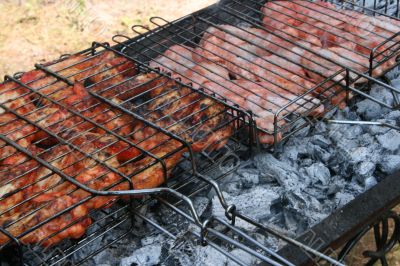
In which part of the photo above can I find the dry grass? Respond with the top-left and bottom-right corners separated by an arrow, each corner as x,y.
0,0 -> 216,77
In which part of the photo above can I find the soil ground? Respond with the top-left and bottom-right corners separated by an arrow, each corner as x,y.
0,0 -> 216,77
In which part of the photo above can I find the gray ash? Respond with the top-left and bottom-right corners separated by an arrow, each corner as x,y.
12,1 -> 400,265
111,68 -> 400,265
209,69 -> 400,239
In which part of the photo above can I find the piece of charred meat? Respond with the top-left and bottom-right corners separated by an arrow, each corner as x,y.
144,78 -> 233,152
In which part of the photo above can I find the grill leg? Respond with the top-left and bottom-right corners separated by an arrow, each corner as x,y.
338,210 -> 400,264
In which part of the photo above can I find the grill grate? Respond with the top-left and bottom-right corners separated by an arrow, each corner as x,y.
116,19 -> 345,146
0,43 -> 343,265
0,44 -> 246,258
2,0 -> 400,265
112,0 -> 400,146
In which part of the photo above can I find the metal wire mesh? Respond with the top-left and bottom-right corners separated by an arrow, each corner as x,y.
0,39 -> 344,266
0,44 -> 248,260
111,0 -> 400,146
3,0 -> 399,265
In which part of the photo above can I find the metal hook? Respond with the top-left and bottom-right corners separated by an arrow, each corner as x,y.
200,219 -> 212,246
225,204 -> 237,225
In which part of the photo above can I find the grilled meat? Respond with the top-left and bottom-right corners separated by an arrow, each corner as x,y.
0,46 -> 235,247
119,135 -> 185,190
0,153 -> 41,229
150,45 -> 199,76
0,113 -> 38,165
200,25 -> 271,63
0,81 -> 36,115
0,132 -> 130,245
261,0 -> 400,79
89,72 -> 165,102
145,78 -> 233,152
0,193 -> 92,247
203,79 -> 324,144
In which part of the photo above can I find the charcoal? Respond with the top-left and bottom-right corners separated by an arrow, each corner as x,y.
193,245 -> 228,266
387,68 -> 400,80
294,125 -> 311,138
328,150 -> 352,177
370,85 -> 394,106
254,154 -> 300,189
328,130 -> 344,144
258,171 -> 279,184
165,240 -> 196,266
285,138 -> 309,156
358,133 -> 376,146
326,179 -> 343,196
305,162 -> 331,186
94,249 -> 124,266
367,119 -> 393,135
347,110 -> 362,121
356,99 -> 383,119
378,154 -> 400,175
311,135 -> 332,149
227,249 -> 256,266
300,158 -> 313,167
217,173 -> 242,195
334,192 -> 355,208
193,196 -> 210,218
332,135 -> 358,151
333,107 -> 350,120
364,176 -> 378,190
212,187 -> 280,231
328,126 -> 347,142
282,144 -> 300,162
355,161 -> 376,179
236,164 -> 259,176
323,107 -> 338,119
282,207 -> 309,234
348,146 -> 376,164
314,121 -> 328,134
292,118 -> 311,137
387,110 -> 400,122
343,125 -> 364,139
120,244 -> 162,266
240,172 -> 259,189
311,145 -> 332,163
285,190 -> 323,213
376,129 -> 400,151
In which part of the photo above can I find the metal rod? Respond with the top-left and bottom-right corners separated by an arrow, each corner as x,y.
326,119 -> 400,131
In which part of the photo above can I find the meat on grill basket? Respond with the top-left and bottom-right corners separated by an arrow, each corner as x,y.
149,0 -> 400,144
2,0 -> 400,251
0,50 -> 234,246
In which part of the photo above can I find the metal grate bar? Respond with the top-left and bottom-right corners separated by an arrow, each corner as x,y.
114,17 -> 344,143
232,0 -> 400,76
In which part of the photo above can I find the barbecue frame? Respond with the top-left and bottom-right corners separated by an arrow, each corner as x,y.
2,0 -> 400,265
113,0 -> 400,264
0,42 -> 342,266
115,0 -> 400,148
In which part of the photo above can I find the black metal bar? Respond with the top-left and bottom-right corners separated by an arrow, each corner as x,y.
4,75 -> 168,177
